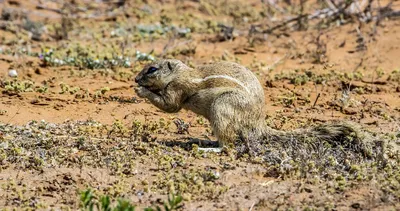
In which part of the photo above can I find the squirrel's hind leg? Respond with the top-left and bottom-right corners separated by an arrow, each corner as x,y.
209,91 -> 251,147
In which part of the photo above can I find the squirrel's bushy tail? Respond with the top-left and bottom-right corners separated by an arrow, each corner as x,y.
284,122 -> 370,155
236,121 -> 374,162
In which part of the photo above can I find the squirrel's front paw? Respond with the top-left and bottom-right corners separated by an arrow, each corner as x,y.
135,86 -> 151,98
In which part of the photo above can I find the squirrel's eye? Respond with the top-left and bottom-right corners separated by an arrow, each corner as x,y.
147,67 -> 158,74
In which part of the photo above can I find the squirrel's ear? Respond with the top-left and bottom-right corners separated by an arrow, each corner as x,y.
166,60 -> 182,72
167,61 -> 173,71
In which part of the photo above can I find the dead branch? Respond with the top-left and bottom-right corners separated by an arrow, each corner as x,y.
262,0 -> 399,34
263,14 -> 308,33
36,5 -> 63,14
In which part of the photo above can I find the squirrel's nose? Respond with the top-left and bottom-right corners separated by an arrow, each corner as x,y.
135,76 -> 140,83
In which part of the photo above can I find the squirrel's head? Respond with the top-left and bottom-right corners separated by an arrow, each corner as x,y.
135,59 -> 185,92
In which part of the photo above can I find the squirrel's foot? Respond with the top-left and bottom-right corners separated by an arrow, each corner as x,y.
197,147 -> 222,153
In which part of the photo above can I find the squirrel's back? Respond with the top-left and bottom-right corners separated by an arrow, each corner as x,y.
194,61 -> 265,104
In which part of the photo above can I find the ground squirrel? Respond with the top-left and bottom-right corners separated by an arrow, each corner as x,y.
134,59 -> 364,151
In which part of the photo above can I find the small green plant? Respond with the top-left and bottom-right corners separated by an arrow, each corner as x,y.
80,189 -> 183,211
94,87 -> 111,98
80,189 -> 95,211
59,83 -> 80,94
39,47 -> 135,69
2,80 -> 35,93
100,87 -> 110,95
388,69 -> 400,82
144,193 -> 183,211
80,189 -> 135,211
36,85 -> 48,93
278,92 -> 297,107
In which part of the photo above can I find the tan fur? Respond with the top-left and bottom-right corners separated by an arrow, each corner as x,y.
135,59 -> 362,148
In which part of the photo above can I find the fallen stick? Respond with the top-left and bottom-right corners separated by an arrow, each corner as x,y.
313,93 -> 321,108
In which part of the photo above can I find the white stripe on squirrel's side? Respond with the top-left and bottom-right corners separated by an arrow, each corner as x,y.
191,75 -> 250,93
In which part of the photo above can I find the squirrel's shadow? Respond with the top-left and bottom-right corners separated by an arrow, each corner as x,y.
159,138 -> 219,151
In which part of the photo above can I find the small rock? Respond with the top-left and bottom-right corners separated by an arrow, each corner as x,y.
136,190 -> 144,196
351,202 -> 361,209
8,69 -> 18,77
34,68 -> 42,75
343,108 -> 357,115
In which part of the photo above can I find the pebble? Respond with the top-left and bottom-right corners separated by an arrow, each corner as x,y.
8,69 -> 18,77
